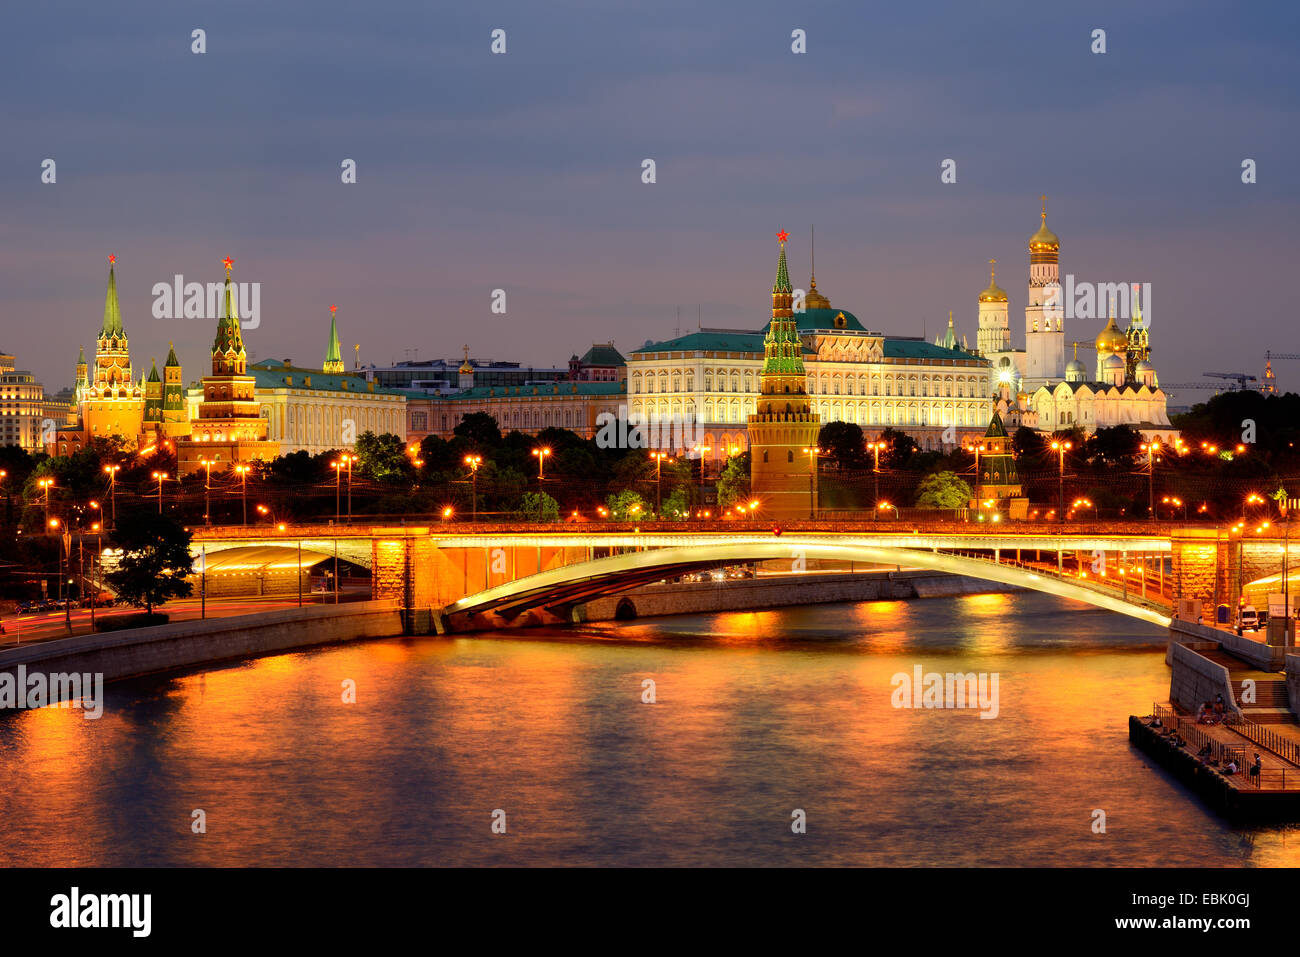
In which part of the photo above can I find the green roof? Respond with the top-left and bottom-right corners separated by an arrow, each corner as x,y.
984,409 -> 1008,438
417,381 -> 625,401
783,308 -> 867,333
633,331 -> 764,354
164,343 -> 180,367
247,359 -> 406,396
882,340 -> 977,361
212,274 -> 245,356
147,358 -> 160,382
579,343 -> 625,366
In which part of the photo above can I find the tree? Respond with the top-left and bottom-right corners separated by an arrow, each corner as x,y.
914,470 -> 972,509
818,422 -> 865,469
879,428 -> 919,469
1086,425 -> 1141,469
105,511 -> 194,615
716,451 -> 751,509
354,431 -> 408,483
605,489 -> 647,521
454,411 -> 502,447
661,486 -> 693,520
516,490 -> 559,522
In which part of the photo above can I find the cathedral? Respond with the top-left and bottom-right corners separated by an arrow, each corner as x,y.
975,200 -> 1177,443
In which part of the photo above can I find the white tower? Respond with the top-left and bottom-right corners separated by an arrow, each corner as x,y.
977,258 -> 1010,356
1024,196 -> 1064,391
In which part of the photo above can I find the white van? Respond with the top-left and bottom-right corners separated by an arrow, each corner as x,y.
1239,606 -> 1260,633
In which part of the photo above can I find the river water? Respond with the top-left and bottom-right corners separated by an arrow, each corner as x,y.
3,590 -> 1298,866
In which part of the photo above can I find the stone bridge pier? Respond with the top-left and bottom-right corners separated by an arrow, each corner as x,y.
1170,528 -> 1295,623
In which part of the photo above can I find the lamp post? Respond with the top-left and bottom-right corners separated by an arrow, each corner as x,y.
343,454 -> 355,519
871,440 -> 887,507
38,477 -> 54,528
1284,517 -> 1293,647
532,446 -> 552,482
151,471 -> 169,514
802,446 -> 822,520
103,465 -> 120,530
649,451 -> 671,516
1161,496 -> 1187,521
199,457 -> 213,525
234,464 -> 250,525
877,501 -> 899,521
964,440 -> 983,508
692,445 -> 712,496
330,460 -> 342,522
1050,440 -> 1071,525
464,455 -> 482,521
1144,441 -> 1162,522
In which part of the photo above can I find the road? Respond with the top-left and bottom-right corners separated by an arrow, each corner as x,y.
1,586 -> 371,647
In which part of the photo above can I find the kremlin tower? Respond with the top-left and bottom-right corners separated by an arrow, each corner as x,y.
747,232 -> 822,519
176,258 -> 278,476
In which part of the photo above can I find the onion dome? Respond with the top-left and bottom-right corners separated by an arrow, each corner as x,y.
978,259 -> 1007,302
1095,315 -> 1127,354
1066,358 -> 1087,381
1029,197 -> 1060,251
805,275 -> 831,311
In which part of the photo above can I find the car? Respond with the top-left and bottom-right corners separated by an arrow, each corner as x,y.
1238,606 -> 1260,634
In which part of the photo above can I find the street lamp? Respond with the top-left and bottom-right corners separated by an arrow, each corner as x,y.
802,446 -> 823,520
38,477 -> 55,528
234,464 -> 250,525
199,457 -> 214,525
342,453 -> 356,519
871,440 -> 888,507
330,459 -> 342,522
877,501 -> 899,520
1143,441 -> 1162,522
464,455 -> 482,521
1161,495 -> 1187,521
1049,440 -> 1072,525
964,440 -> 984,507
103,464 -> 120,530
532,446 -> 552,481
1072,497 -> 1095,521
649,451 -> 672,516
692,445 -> 712,495
151,471 -> 169,514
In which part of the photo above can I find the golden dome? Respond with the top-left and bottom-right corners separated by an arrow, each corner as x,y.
1095,315 -> 1127,354
1029,196 -> 1060,250
978,259 -> 1007,302
805,276 -> 831,311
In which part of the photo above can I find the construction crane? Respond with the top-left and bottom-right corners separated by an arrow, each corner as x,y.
1204,372 -> 1257,389
1262,351 -> 1300,393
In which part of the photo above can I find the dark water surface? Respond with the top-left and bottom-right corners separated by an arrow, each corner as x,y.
2,591 -> 1296,866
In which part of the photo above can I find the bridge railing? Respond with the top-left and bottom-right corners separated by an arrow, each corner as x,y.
1153,703 -> 1300,790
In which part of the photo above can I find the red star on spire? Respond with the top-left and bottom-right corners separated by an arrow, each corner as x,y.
776,230 -> 788,245
108,254 -> 116,264
222,256 -> 234,273
330,304 -> 337,314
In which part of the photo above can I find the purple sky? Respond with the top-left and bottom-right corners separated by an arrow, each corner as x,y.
4,0 -> 1298,399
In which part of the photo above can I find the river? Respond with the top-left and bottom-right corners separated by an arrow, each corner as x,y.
2,590 -> 1297,866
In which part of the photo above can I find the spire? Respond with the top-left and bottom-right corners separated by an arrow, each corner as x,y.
324,304 -> 344,374
147,357 -> 160,382
212,257 -> 247,372
940,311 -> 958,350
101,255 -> 124,338
165,340 -> 180,367
772,230 -> 791,293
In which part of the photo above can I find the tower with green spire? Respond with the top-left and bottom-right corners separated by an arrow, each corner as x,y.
176,258 -> 278,476
162,342 -> 188,435
748,231 -> 822,519
973,407 -> 1028,519
143,359 -> 163,426
324,305 -> 345,374
74,255 -> 145,448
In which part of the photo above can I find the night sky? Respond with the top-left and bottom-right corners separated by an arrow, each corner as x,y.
5,0 -> 1297,397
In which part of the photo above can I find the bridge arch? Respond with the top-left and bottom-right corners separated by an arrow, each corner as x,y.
442,541 -> 1172,630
